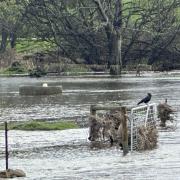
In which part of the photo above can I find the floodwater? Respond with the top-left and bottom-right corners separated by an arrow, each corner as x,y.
0,73 -> 180,179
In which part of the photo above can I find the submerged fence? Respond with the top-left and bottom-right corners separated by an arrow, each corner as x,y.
89,103 -> 158,153
90,105 -> 129,155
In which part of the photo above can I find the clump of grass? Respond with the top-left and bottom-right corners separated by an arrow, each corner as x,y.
2,67 -> 26,75
1,62 -> 27,75
28,68 -> 47,77
0,121 -> 79,131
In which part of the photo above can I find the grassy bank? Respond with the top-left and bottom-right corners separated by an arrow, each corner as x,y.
0,61 -> 28,75
0,68 -> 27,75
0,121 -> 79,131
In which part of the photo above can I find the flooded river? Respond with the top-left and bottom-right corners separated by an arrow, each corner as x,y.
0,74 -> 180,179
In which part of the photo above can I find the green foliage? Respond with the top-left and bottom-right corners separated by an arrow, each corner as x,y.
0,0 -> 23,30
28,68 -> 47,77
0,121 -> 79,131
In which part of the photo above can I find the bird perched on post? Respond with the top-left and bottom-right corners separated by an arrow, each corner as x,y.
137,93 -> 152,105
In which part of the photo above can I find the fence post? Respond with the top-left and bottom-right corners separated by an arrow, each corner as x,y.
121,107 -> 129,156
145,105 -> 150,127
130,111 -> 134,152
90,105 -> 96,117
5,122 -> 9,170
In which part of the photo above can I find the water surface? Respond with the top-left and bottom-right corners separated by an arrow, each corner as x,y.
0,75 -> 180,179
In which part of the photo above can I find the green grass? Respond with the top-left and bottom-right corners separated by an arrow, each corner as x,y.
0,66 -> 27,75
1,68 -> 27,75
0,121 -> 79,131
15,39 -> 56,53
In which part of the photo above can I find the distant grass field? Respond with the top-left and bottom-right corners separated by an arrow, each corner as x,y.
0,121 -> 79,131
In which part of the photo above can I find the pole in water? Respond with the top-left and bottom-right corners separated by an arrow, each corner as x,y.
121,107 -> 129,156
5,122 -> 8,170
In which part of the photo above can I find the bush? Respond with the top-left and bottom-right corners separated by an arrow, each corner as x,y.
3,61 -> 26,74
28,67 -> 47,77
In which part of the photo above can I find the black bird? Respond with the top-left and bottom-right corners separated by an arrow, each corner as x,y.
137,93 -> 152,105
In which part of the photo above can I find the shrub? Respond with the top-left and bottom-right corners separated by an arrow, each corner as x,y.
28,67 -> 47,77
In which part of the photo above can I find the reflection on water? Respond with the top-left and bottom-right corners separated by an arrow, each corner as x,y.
0,75 -> 180,179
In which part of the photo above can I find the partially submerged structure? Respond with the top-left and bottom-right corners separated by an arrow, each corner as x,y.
88,103 -> 158,153
89,110 -> 126,147
157,101 -> 175,127
19,84 -> 62,96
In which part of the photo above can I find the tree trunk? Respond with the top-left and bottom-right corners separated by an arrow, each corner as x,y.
10,32 -> 17,49
105,26 -> 113,69
109,0 -> 122,75
109,30 -> 122,75
0,28 -> 8,53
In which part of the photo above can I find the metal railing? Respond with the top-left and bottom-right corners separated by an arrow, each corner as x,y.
130,103 -> 157,151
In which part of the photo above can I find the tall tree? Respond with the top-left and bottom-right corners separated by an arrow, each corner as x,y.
92,0 -> 123,74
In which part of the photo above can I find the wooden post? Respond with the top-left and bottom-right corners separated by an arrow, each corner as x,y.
5,122 -> 9,170
90,105 -> 96,117
121,107 -> 129,156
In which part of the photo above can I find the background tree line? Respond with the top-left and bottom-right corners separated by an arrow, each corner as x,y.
0,0 -> 180,74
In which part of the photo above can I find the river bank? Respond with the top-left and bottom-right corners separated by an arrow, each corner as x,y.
1,70 -> 180,79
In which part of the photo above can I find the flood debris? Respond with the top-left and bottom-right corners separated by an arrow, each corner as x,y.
0,169 -> 26,178
157,100 -> 175,127
88,108 -> 158,152
88,110 -> 124,147
137,125 -> 158,151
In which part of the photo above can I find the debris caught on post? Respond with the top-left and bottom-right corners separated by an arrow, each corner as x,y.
157,101 -> 175,127
88,104 -> 159,152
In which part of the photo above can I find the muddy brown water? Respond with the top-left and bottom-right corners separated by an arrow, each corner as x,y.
0,74 -> 180,179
